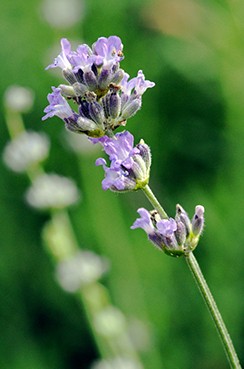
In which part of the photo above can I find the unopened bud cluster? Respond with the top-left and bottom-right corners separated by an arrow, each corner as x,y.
131,205 -> 205,257
43,37 -> 154,137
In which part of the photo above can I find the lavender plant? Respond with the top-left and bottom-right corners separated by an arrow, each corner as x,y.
43,36 -> 242,369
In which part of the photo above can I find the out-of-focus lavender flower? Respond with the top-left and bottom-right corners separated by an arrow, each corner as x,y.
93,306 -> 126,338
25,173 -> 80,210
3,131 -> 50,173
131,205 -> 205,256
4,85 -> 34,112
41,0 -> 85,29
91,131 -> 151,192
56,250 -> 109,292
43,36 -> 155,136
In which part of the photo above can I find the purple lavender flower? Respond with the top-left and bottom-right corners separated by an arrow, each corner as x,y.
131,204 -> 205,256
91,131 -> 151,192
42,87 -> 74,121
131,208 -> 155,234
131,208 -> 181,254
120,71 -> 155,120
92,36 -> 124,66
46,38 -> 73,70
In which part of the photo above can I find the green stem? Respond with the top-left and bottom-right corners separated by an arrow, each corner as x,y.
142,185 -> 168,219
185,252 -> 241,369
141,185 -> 242,369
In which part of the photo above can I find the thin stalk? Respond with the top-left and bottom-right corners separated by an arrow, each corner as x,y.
142,185 -> 168,219
185,252 -> 241,369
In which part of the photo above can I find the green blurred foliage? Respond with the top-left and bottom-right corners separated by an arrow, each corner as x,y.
1,0 -> 244,368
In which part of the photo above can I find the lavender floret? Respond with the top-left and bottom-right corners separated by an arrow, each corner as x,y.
42,87 -> 74,121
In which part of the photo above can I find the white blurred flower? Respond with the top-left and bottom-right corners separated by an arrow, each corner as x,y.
25,173 -> 80,210
4,85 -> 34,112
3,131 -> 50,173
94,306 -> 126,338
41,0 -> 85,28
91,357 -> 144,369
56,250 -> 109,292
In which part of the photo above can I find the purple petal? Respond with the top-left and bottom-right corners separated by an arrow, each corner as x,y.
46,38 -> 72,70
121,70 -> 155,97
131,208 -> 155,234
156,218 -> 177,237
92,36 -> 124,64
42,87 -> 73,120
134,70 -> 155,95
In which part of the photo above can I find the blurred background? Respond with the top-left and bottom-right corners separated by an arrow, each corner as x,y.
0,0 -> 244,368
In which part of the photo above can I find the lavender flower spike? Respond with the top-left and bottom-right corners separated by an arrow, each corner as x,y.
43,36 -> 155,135
91,131 -> 151,192
132,204 -> 205,257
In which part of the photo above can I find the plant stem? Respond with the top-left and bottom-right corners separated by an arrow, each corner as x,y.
142,185 -> 168,219
185,252 -> 241,369
141,185 -> 242,369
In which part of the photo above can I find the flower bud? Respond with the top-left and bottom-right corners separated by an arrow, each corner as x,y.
192,205 -> 205,237
111,68 -> 124,84
103,89 -> 121,119
121,98 -> 141,120
98,68 -> 111,90
174,221 -> 187,247
175,204 -> 191,237
76,116 -> 98,131
83,70 -> 98,90
72,82 -> 88,96
59,84 -> 77,98
62,68 -> 77,84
